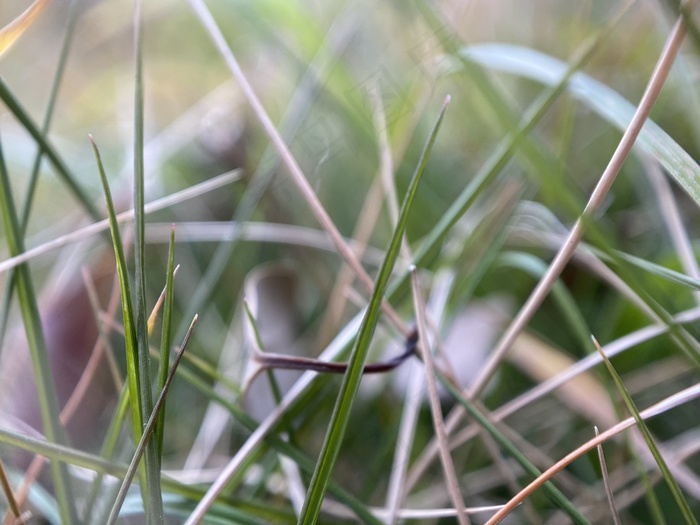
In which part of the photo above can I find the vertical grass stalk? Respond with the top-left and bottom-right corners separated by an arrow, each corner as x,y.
132,0 -> 163,520
0,138 -> 77,522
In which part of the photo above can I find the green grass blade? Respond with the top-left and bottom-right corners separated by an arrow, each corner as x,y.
387,6 -> 620,305
460,43 -> 700,208
436,374 -> 592,525
627,435 -> 667,525
0,137 -> 77,523
90,136 -> 148,495
0,74 -> 100,222
0,0 -> 86,357
593,337 -> 699,525
496,251 -> 593,353
132,0 -> 162,520
590,245 -> 700,292
107,316 -> 197,525
155,226 -> 176,453
298,96 -> 450,525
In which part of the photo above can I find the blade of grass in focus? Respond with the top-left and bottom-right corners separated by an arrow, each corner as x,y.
91,136 -> 156,518
298,95 -> 450,525
106,315 -> 197,525
156,227 -> 176,453
132,0 -> 163,519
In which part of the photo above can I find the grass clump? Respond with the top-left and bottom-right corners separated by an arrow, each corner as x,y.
2,2 -> 700,524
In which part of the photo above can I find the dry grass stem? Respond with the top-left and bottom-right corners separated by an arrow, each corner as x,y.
410,266 -> 470,525
596,426 -> 622,525
187,0 -> 409,336
484,380 -> 700,523
469,8 -> 690,400
644,157 -> 700,303
0,170 -> 241,275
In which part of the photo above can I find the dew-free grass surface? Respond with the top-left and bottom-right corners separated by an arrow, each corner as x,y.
2,2 -> 700,524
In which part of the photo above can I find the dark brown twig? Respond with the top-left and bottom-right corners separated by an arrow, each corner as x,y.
254,328 -> 418,375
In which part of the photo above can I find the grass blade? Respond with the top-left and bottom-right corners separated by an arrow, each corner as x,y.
132,0 -> 162,520
0,74 -> 100,221
594,426 -> 622,525
593,336 -> 699,525
297,95 -> 450,525
0,138 -> 77,522
461,43 -> 700,208
107,315 -> 197,525
155,226 -> 176,452
90,136 -> 149,505
0,0 -> 86,355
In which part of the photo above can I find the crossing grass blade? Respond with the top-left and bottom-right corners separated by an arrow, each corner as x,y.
297,95 -> 450,525
0,0 -> 87,355
0,74 -> 101,222
435,372 -> 593,525
459,43 -> 700,209
0,138 -> 78,523
593,336 -> 699,525
106,315 -> 197,525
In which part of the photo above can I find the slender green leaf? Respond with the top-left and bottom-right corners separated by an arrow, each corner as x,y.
458,43 -> 700,208
90,135 -> 145,479
593,337 -> 699,525
436,373 -> 592,525
0,137 -> 78,523
0,0 -> 86,358
107,316 -> 197,525
298,96 -> 450,525
132,0 -> 162,520
156,226 -> 176,453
